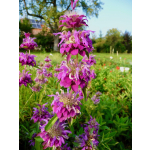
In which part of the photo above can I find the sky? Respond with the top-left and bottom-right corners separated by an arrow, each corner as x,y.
86,0 -> 132,38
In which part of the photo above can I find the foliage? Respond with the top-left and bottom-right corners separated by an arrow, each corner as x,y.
105,28 -> 123,49
34,31 -> 54,52
19,0 -> 103,51
19,52 -> 132,150
20,0 -> 103,32
122,31 -> 132,53
19,18 -> 32,33
92,29 -> 132,53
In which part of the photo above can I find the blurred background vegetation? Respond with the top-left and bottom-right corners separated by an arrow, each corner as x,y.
19,18 -> 132,53
19,0 -> 132,53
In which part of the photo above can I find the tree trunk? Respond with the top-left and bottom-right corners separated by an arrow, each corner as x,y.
53,35 -> 59,51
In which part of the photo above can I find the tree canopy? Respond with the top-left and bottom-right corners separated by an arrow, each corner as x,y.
20,0 -> 103,33
19,0 -> 103,51
105,28 -> 123,49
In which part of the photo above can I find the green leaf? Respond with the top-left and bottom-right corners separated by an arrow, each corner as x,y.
62,26 -> 67,31
85,50 -> 89,59
90,140 -> 93,148
35,140 -> 41,150
73,142 -> 80,147
100,126 -> 110,130
70,125 -> 74,134
45,114 -> 58,131
82,87 -> 87,101
79,127 -> 84,134
35,136 -> 43,142
90,128 -> 95,135
102,143 -> 111,150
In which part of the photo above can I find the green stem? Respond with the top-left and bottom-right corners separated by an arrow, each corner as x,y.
82,87 -> 87,102
76,54 -> 78,64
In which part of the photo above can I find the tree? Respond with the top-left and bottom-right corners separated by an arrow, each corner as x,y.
122,31 -> 132,53
19,18 -> 32,33
105,28 -> 123,51
19,0 -> 103,51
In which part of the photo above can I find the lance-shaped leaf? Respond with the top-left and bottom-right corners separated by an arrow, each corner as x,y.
35,140 -> 41,150
84,50 -> 89,59
34,136 -> 43,142
45,114 -> 58,131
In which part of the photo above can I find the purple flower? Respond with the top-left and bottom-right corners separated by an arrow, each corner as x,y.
61,143 -> 71,150
34,75 -> 48,84
74,116 -> 100,149
19,70 -> 32,87
82,54 -> 96,66
78,89 -> 90,101
19,52 -> 36,66
31,103 -> 52,123
85,116 -> 99,135
25,32 -> 31,38
20,32 -> 38,50
37,121 -> 71,149
91,91 -> 102,104
54,73 -> 58,77
53,30 -> 94,59
44,56 -> 51,62
44,71 -> 53,78
96,91 -> 102,96
59,12 -> 88,29
44,63 -> 52,69
31,83 -> 42,92
48,88 -> 82,122
29,133 -> 37,146
55,59 -> 96,92
59,0 -> 88,29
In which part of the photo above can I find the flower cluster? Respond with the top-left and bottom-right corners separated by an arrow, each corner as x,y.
74,116 -> 100,149
91,91 -> 102,104
59,12 -> 88,29
31,56 -> 53,92
19,52 -> 36,66
20,32 -> 38,50
55,57 -> 96,92
19,70 -> 33,87
82,54 -> 96,66
31,103 -> 53,123
54,30 -> 94,60
38,121 -> 71,149
59,0 -> 88,29
49,88 -> 82,122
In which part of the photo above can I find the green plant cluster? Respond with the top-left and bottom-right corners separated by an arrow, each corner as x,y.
19,53 -> 132,150
92,29 -> 132,53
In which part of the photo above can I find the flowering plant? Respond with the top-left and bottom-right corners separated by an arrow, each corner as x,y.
20,0 -> 102,149
20,32 -> 38,50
